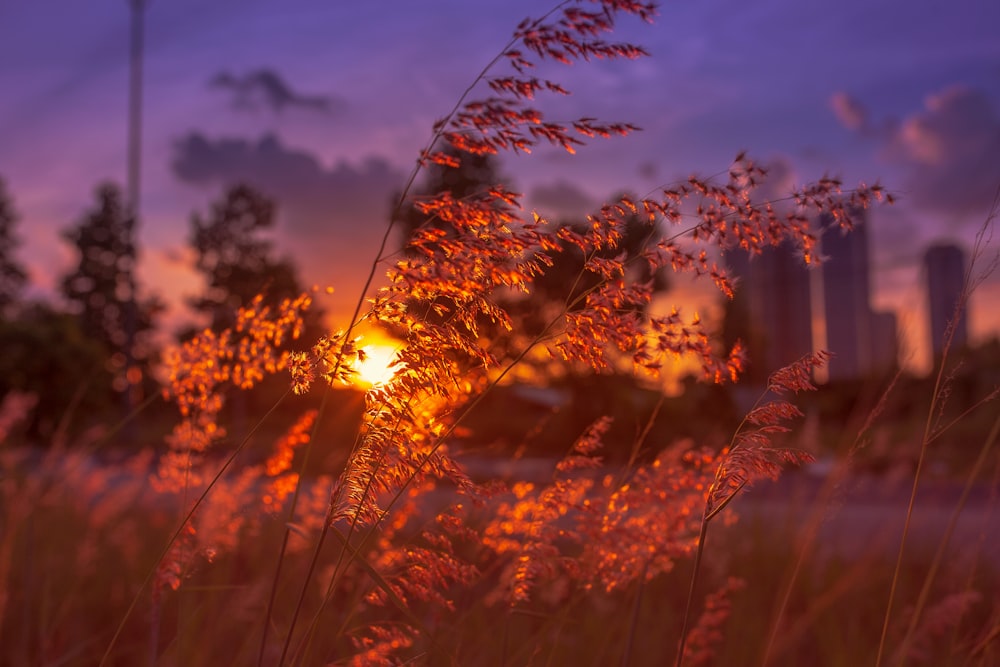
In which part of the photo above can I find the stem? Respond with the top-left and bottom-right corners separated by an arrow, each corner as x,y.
276,517 -> 332,667
875,194 -> 997,666
621,560 -> 649,667
894,412 -> 1000,664
676,516 -> 710,667
257,387 -> 331,667
99,390 -> 290,667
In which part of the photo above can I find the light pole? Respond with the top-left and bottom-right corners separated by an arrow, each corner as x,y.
123,0 -> 148,417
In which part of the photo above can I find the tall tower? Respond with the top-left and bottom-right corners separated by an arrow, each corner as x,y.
820,212 -> 873,381
869,309 -> 899,373
924,243 -> 968,357
723,240 -> 814,383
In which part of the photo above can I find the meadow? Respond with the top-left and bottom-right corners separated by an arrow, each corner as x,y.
2,2 -> 998,665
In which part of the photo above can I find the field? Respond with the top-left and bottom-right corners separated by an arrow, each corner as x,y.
2,1 -> 999,665
2,430 -> 998,665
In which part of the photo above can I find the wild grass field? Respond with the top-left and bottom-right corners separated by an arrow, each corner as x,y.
2,1 -> 998,665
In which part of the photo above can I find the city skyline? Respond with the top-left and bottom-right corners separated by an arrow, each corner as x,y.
724,212 -> 976,383
1,0 -> 997,369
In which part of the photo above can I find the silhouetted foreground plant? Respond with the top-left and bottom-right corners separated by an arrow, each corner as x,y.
103,1 -> 894,664
9,2 -> 999,666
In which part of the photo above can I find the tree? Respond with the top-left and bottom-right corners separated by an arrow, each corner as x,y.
189,183 -> 306,331
0,303 -> 113,440
61,183 -> 160,393
186,183 -> 322,439
0,178 -> 28,317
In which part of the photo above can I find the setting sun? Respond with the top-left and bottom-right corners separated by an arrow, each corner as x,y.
355,344 -> 400,387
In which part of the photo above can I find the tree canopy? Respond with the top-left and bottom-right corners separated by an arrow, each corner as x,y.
189,183 -> 306,332
0,178 -> 28,317
60,183 -> 161,392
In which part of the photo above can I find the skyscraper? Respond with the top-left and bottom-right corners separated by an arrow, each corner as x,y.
924,243 -> 968,357
869,310 -> 899,373
722,209 -> 900,385
819,211 -> 873,381
723,240 -> 814,383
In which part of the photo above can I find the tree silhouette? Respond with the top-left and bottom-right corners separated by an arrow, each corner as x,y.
0,178 -> 28,318
60,183 -> 160,392
189,183 -> 305,331
0,303 -> 112,440
186,183 -> 323,439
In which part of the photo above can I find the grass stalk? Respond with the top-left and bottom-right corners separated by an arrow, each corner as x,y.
675,479 -> 744,667
876,195 -> 997,666
621,559 -> 649,667
675,516 -> 710,667
99,389 -> 290,667
257,386 -> 331,667
893,412 -> 1000,663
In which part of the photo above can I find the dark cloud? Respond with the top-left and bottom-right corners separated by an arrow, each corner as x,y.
889,86 -> 1000,219
835,86 -> 1000,221
528,180 -> 597,219
637,161 -> 660,182
209,69 -> 346,115
172,132 -> 404,314
172,133 -> 399,231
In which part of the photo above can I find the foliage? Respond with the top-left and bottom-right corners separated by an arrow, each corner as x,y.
0,302 -> 113,440
149,1 -> 889,663
189,183 -> 307,332
60,182 -> 162,392
3,3 -> 998,667
0,177 -> 28,317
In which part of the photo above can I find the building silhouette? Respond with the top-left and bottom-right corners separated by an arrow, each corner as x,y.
870,310 -> 899,374
724,209 -> 901,384
819,212 -> 875,381
924,243 -> 968,357
723,240 -> 814,384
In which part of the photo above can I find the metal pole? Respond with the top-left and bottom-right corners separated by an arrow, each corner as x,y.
127,0 -> 146,219
124,0 -> 148,417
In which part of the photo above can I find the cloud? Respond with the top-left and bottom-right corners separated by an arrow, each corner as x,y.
528,180 -> 598,219
637,161 -> 660,183
829,92 -> 869,133
171,132 -> 404,316
888,86 -> 1000,219
900,88 -> 1000,175
209,69 -> 346,115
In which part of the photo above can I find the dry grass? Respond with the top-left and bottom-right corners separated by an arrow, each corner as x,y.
2,2 -> 998,666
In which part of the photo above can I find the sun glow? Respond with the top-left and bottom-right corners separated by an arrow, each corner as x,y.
355,344 -> 400,387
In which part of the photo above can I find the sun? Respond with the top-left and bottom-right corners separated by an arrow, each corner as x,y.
354,344 -> 400,387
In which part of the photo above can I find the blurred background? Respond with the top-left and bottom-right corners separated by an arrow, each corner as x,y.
0,0 -> 998,464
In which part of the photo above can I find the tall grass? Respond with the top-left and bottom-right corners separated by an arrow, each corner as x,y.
2,2 -> 997,666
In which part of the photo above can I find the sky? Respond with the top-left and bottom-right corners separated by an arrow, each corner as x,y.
1,0 -> 999,373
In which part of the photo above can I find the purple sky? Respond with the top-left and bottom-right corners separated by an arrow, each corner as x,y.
2,0 -> 999,371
